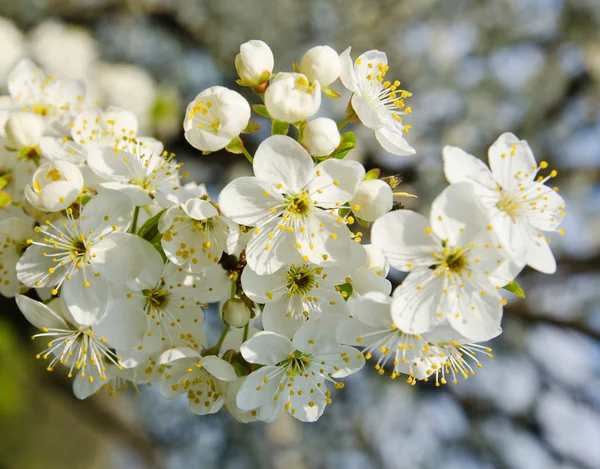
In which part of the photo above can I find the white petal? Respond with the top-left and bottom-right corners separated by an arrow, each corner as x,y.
443,145 -> 496,189
182,198 -> 218,220
245,218 -> 296,275
253,135 -> 314,194
371,210 -> 439,270
62,267 -> 109,326
240,331 -> 294,365
81,191 -> 133,236
183,264 -> 230,303
524,228 -> 557,274
349,292 -> 393,327
99,181 -> 153,206
199,355 -> 237,381
488,132 -> 537,190
310,159 -> 365,208
15,294 -> 67,330
262,297 -> 306,338
338,47 -> 359,93
351,94 -> 382,129
236,365 -> 283,411
349,179 -> 393,222
336,317 -> 380,346
287,375 -> 327,422
218,177 -> 283,227
240,264 -> 287,303
159,346 -> 199,364
375,127 -> 416,156
93,297 -> 147,352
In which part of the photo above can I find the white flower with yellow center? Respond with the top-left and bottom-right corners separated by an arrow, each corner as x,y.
93,257 -> 207,365
265,73 -> 321,123
0,216 -> 35,297
16,191 -> 149,325
16,295 -> 122,382
159,347 -> 237,415
338,292 -> 496,386
242,260 -> 349,337
40,107 -> 138,167
443,132 -> 565,273
339,47 -> 415,156
2,59 -> 85,135
372,183 -> 522,341
159,197 -> 239,270
218,135 -> 367,275
87,137 -> 181,207
24,160 -> 84,212
236,317 -> 365,422
184,86 -> 251,152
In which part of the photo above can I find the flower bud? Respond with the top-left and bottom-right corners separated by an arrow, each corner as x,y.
222,298 -> 250,328
300,45 -> 340,87
5,112 -> 45,149
303,118 -> 341,157
265,73 -> 321,123
235,40 -> 274,87
184,86 -> 251,152
350,179 -> 393,222
25,160 -> 84,212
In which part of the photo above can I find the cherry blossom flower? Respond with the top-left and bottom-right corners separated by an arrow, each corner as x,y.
24,160 -> 84,212
218,135 -> 366,275
443,132 -> 565,273
339,47 -> 415,156
236,317 -> 364,422
372,183 -> 521,341
235,40 -> 274,87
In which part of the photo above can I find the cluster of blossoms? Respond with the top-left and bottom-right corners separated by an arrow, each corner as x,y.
0,40 -> 565,422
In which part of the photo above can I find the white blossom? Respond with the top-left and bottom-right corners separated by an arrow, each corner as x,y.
349,178 -> 393,222
372,183 -> 521,341
443,133 -> 565,273
218,135 -> 366,275
184,86 -> 251,152
235,40 -> 274,87
25,160 -> 84,212
236,317 -> 364,422
4,112 -> 45,150
265,73 -> 321,123
339,48 -> 415,156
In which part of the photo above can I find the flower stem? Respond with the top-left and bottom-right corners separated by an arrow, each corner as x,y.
129,206 -> 140,233
241,146 -> 254,164
215,324 -> 230,354
242,322 -> 249,342
338,115 -> 352,130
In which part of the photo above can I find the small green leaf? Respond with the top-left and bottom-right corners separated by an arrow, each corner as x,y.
226,137 -> 244,154
338,207 -> 351,218
243,121 -> 261,134
137,208 -> 167,243
338,283 -> 353,301
292,60 -> 300,73
356,217 -> 369,227
0,192 -> 11,208
257,70 -> 271,85
364,168 -> 380,180
503,281 -> 526,299
271,119 -> 289,136
235,79 -> 246,87
331,131 -> 356,159
322,86 -> 340,99
252,104 -> 271,118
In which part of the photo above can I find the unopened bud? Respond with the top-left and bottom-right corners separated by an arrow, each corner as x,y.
5,112 -> 45,149
235,40 -> 274,87
300,46 -> 340,87
303,118 -> 341,157
222,298 -> 250,328
350,179 -> 393,222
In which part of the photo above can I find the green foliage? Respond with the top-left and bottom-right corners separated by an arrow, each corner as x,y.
331,132 -> 356,159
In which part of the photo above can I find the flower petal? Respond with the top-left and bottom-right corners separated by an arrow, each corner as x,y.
240,331 -> 294,365
15,294 -> 67,330
310,159 -> 365,208
443,145 -> 496,189
218,177 -> 283,227
199,355 -> 237,381
241,264 -> 287,303
374,127 -> 416,156
488,132 -> 537,190
339,47 -> 359,93
236,365 -> 283,411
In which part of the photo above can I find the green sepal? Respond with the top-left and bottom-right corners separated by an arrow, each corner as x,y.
235,79 -> 247,87
271,119 -> 289,136
152,242 -> 167,263
331,132 -> 356,159
322,86 -> 340,99
0,191 -> 11,208
356,217 -> 369,227
137,208 -> 167,244
364,168 -> 380,180
337,283 -> 353,301
338,207 -> 351,218
252,104 -> 271,118
292,60 -> 300,73
0,175 -> 11,190
225,137 -> 244,154
243,121 -> 261,134
503,281 -> 526,299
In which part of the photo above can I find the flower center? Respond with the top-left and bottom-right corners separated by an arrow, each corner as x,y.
496,191 -> 521,222
144,287 -> 170,310
437,247 -> 469,274
285,192 -> 312,217
294,76 -> 316,95
286,264 -> 318,294
278,350 -> 312,376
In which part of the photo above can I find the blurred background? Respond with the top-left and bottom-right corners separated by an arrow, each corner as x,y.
1,0 -> 599,468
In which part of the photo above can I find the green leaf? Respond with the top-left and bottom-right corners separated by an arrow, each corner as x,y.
337,283 -> 353,301
503,281 -> 526,299
137,208 -> 166,243
252,104 -> 271,118
153,243 -> 167,262
338,207 -> 351,218
364,168 -> 380,180
356,217 -> 369,227
243,121 -> 261,134
322,86 -> 340,99
331,131 -> 356,159
0,191 -> 11,208
225,137 -> 244,154
271,119 -> 289,136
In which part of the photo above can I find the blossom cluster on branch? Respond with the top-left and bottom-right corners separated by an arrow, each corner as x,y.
0,40 -> 565,423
